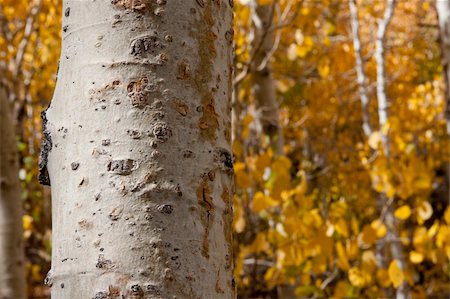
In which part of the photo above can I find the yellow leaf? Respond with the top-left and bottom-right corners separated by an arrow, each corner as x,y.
388,260 -> 404,288
234,162 -> 251,189
303,36 -> 314,48
394,205 -> 411,220
318,59 -> 330,78
414,173 -> 432,191
336,241 -> 350,271
296,46 -> 309,58
22,215 -> 33,231
233,200 -> 245,233
250,233 -> 269,252
361,225 -> 377,246
368,132 -> 381,149
416,201 -> 433,223
409,251 -> 424,264
334,218 -> 349,237
252,192 -> 277,213
444,206 -> 450,224
348,267 -> 366,287
377,268 -> 391,287
371,219 -> 387,238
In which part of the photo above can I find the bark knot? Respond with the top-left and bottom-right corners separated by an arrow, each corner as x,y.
39,108 -> 52,186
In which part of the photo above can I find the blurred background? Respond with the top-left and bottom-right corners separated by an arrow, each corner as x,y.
0,0 -> 449,298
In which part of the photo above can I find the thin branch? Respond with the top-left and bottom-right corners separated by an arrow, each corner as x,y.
0,4 -> 12,42
12,0 -> 42,79
233,0 -> 300,86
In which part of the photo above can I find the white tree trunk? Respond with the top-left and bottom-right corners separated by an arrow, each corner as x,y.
436,0 -> 450,231
0,85 -> 26,299
437,0 -> 450,135
349,0 -> 372,137
43,1 -> 234,298
374,2 -> 410,299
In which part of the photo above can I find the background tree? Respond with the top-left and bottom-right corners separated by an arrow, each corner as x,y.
0,84 -> 26,299
1,1 -> 60,297
1,0 -> 449,298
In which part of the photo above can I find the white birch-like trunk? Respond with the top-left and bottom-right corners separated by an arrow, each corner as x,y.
0,85 -> 26,299
250,1 -> 283,154
42,1 -> 234,298
436,0 -> 450,212
349,0 -> 372,137
374,2 -> 410,299
437,0 -> 450,135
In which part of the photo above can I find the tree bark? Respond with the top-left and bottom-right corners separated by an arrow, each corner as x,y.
436,0 -> 450,225
349,0 -> 372,137
0,85 -> 26,299
437,0 -> 450,136
374,2 -> 410,299
42,1 -> 234,298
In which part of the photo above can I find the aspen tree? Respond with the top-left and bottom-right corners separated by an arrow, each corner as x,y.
41,1 -> 235,298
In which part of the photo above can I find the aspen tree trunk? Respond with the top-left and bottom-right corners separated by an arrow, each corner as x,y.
349,0 -> 373,137
437,0 -> 450,136
375,1 -> 410,299
250,0 -> 283,155
0,85 -> 26,299
436,0 -> 450,218
42,1 -> 234,298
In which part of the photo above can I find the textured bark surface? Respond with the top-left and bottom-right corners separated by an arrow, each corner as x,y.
44,1 -> 234,298
0,86 -> 26,299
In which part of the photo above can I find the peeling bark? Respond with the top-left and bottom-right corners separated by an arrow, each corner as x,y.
43,1 -> 234,298
0,85 -> 26,299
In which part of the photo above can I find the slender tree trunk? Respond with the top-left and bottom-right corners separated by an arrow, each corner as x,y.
0,85 -> 26,299
437,0 -> 450,136
436,0 -> 450,224
42,1 -> 234,298
349,0 -> 372,137
375,2 -> 409,299
250,0 -> 283,155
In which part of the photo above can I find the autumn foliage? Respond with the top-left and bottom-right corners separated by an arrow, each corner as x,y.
1,0 -> 449,298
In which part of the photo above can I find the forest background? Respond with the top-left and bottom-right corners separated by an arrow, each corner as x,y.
0,0 -> 449,298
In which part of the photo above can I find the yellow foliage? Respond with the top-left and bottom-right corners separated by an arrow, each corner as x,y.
444,206 -> 450,224
252,192 -> 277,213
336,241 -> 350,271
377,268 -> 391,288
234,162 -> 252,189
394,205 -> 412,220
388,260 -> 405,288
348,267 -> 366,287
416,201 -> 433,224
361,225 -> 377,246
22,214 -> 33,231
371,219 -> 387,238
409,251 -> 424,264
